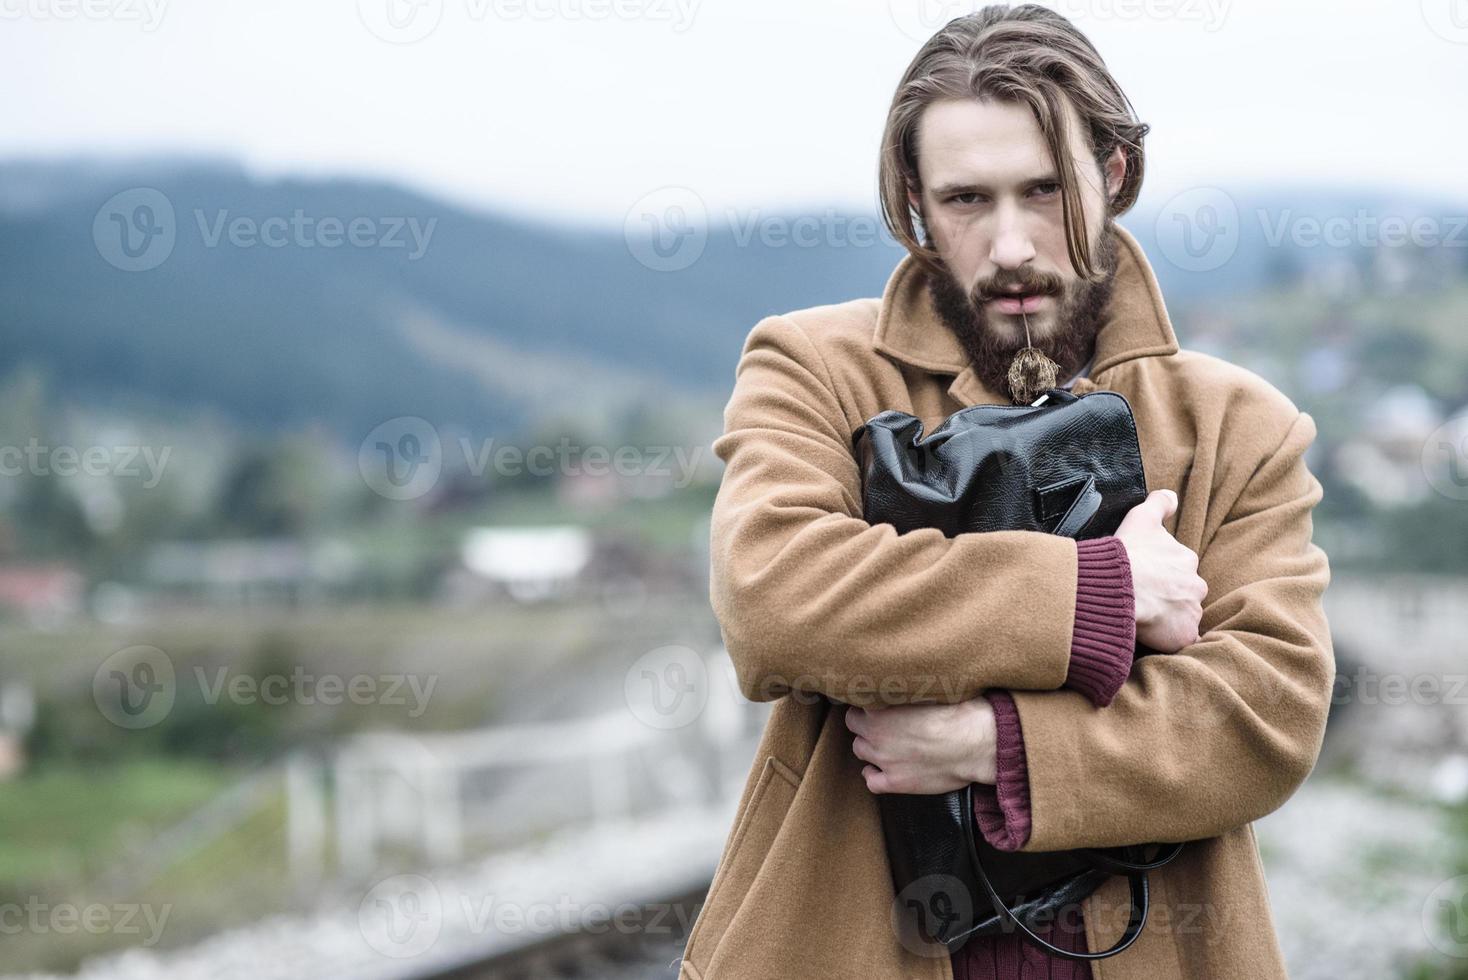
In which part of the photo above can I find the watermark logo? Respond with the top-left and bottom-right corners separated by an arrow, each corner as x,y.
1332,667 -> 1468,708
357,0 -> 700,42
93,188 -> 176,272
625,193 -> 906,272
625,187 -> 707,272
93,645 -> 176,730
728,207 -> 896,250
624,645 -> 708,729
359,874 -> 443,958
1050,0 -> 1230,31
357,0 -> 444,43
891,873 -> 974,957
888,0 -> 975,42
194,666 -> 438,718
1424,874 -> 1468,958
1422,415 -> 1468,501
481,0 -> 700,30
460,893 -> 702,937
1154,187 -> 1239,272
1422,0 -> 1468,44
1257,209 -> 1467,249
889,0 -> 1229,42
1154,191 -> 1466,273
359,416 -> 444,501
194,210 -> 436,258
93,646 -> 438,727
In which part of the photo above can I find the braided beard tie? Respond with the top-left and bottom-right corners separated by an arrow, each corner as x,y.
1005,308 -> 1060,405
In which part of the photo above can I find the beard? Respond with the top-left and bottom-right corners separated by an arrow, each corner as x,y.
926,220 -> 1121,403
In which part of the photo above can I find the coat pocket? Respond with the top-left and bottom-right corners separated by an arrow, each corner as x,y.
683,754 -> 803,973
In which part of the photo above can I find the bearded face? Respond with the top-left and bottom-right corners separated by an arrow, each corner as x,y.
903,96 -> 1130,403
926,220 -> 1120,403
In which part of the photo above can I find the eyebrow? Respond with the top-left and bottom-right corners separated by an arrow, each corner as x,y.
930,174 -> 1061,196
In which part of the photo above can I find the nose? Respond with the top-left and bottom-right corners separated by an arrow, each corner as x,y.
988,202 -> 1036,272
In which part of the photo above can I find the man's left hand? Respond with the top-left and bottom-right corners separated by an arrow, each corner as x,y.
845,698 -> 997,794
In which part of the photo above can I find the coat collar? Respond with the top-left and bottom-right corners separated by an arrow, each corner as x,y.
870,221 -> 1180,404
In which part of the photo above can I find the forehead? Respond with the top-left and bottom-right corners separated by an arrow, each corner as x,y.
914,96 -> 1090,188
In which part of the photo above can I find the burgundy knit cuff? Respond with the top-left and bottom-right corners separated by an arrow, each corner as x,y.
972,690 -> 1031,852
1066,536 -> 1137,708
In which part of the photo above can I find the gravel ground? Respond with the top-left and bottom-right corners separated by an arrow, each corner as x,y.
1257,775 -> 1461,979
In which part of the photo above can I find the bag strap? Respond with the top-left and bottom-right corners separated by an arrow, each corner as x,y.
961,785 -> 1150,961
1078,842 -> 1185,874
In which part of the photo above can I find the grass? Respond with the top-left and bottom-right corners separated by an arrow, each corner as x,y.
0,761 -> 301,973
0,759 -> 230,890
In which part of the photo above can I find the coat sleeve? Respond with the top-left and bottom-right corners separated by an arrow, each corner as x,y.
709,313 -> 1082,705
1008,407 -> 1335,849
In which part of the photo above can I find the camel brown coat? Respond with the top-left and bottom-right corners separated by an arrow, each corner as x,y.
681,223 -> 1334,979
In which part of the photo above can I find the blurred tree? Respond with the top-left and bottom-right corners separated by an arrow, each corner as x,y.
211,436 -> 333,537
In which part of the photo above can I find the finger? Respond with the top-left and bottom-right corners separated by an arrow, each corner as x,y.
844,705 -> 864,735
851,735 -> 878,764
857,705 -> 891,736
1144,488 -> 1178,521
863,764 -> 892,794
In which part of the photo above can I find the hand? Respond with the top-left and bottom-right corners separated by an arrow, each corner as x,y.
1114,488 -> 1207,653
845,698 -> 997,794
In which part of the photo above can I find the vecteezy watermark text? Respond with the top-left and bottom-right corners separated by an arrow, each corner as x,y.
359,417 -> 706,501
195,666 -> 438,718
356,0 -> 702,44
93,188 -> 438,272
0,0 -> 167,29
193,210 -> 436,259
358,873 -> 704,959
93,646 -> 439,729
0,438 -> 170,488
0,899 -> 171,945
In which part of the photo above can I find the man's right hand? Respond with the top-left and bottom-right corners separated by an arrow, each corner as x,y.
1113,489 -> 1207,653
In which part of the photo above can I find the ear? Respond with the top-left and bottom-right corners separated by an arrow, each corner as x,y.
1103,146 -> 1127,203
906,184 -> 923,215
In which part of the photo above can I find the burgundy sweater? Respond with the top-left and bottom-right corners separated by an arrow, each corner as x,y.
952,535 -> 1137,980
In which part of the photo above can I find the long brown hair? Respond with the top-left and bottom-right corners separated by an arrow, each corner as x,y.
878,4 -> 1149,280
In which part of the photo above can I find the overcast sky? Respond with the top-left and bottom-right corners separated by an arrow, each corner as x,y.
2,0 -> 1465,224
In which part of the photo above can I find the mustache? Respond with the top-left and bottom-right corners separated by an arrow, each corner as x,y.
970,268 -> 1065,306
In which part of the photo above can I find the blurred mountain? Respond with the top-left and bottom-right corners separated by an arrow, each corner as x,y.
1,159 -> 1464,441
0,160 -> 906,441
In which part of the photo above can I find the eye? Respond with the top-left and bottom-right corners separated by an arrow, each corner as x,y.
1029,182 -> 1061,198
946,191 -> 986,206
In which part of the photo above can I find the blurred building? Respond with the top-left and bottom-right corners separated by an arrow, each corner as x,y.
0,561 -> 84,626
1333,384 -> 1445,507
142,538 -> 360,606
456,525 -> 594,602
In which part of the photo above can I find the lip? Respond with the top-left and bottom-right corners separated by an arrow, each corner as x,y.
987,293 -> 1049,314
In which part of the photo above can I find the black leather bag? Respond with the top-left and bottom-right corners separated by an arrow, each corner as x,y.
851,386 -> 1184,961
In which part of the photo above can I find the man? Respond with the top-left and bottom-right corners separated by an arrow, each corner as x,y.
680,5 -> 1333,979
